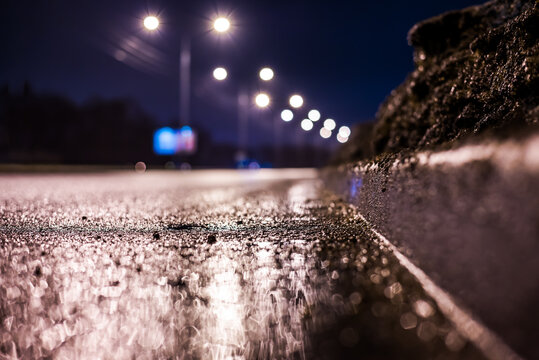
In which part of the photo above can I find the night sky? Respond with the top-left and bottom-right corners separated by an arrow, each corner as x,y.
1,0 -> 480,146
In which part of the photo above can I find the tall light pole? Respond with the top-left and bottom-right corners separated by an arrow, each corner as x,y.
143,15 -> 230,128
211,67 -> 274,167
179,36 -> 191,125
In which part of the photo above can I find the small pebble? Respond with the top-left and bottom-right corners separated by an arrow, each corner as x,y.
207,235 -> 217,244
33,265 -> 42,277
153,232 -> 160,240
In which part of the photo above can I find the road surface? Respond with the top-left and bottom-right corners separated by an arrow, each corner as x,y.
0,169 -> 484,359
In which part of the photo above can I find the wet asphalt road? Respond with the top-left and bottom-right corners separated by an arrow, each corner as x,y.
0,169 -> 484,359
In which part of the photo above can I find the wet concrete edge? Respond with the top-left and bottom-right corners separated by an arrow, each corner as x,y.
321,138 -> 539,360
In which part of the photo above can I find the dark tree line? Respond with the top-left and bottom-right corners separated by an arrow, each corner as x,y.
0,83 -> 157,164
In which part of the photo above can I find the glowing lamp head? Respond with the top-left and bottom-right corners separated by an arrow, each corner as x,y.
337,133 -> 349,143
213,17 -> 231,33
320,127 -> 331,139
289,94 -> 303,108
301,119 -> 313,131
259,67 -> 274,81
338,125 -> 351,138
143,16 -> 159,31
308,109 -> 321,122
323,118 -> 336,131
255,93 -> 270,108
281,109 -> 293,122
213,67 -> 227,81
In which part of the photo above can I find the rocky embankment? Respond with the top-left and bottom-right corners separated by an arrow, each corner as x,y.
336,0 -> 537,162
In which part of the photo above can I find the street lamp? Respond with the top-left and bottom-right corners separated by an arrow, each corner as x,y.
281,109 -> 293,122
210,65 -> 275,165
255,93 -> 270,108
301,119 -> 313,131
289,94 -> 303,108
213,67 -> 228,81
339,125 -> 351,138
213,17 -> 231,32
142,14 -> 230,128
337,133 -> 349,143
143,16 -> 159,31
323,118 -> 336,131
259,67 -> 274,81
320,127 -> 331,139
308,109 -> 321,122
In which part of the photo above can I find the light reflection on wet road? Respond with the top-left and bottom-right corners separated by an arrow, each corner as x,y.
0,170 -> 484,359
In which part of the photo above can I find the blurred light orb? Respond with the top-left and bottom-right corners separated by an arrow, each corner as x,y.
143,16 -> 159,31
248,161 -> 261,170
114,50 -> 127,62
135,161 -> 147,173
301,119 -> 314,131
289,94 -> 303,108
214,17 -> 230,32
213,67 -> 227,81
339,125 -> 351,138
308,109 -> 321,121
281,109 -> 293,122
180,162 -> 192,171
259,67 -> 274,81
320,127 -> 332,139
324,118 -> 336,131
255,93 -> 270,108
337,133 -> 349,143
153,127 -> 178,155
179,125 -> 193,137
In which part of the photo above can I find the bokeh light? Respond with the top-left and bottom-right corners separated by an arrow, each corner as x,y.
339,126 -> 351,138
289,94 -> 303,108
135,161 -> 147,173
153,127 -> 177,155
179,125 -> 193,137
255,93 -> 270,108
281,109 -> 293,122
178,125 -> 196,153
301,119 -> 313,131
259,67 -> 274,81
324,119 -> 336,131
213,67 -> 227,81
337,133 -> 349,143
213,17 -> 231,32
180,162 -> 192,170
143,16 -> 159,31
308,109 -> 321,122
320,127 -> 331,139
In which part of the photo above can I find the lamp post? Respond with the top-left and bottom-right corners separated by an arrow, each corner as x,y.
211,66 -> 275,167
143,15 -> 230,129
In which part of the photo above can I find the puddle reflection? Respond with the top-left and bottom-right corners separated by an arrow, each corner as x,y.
0,234 -> 330,359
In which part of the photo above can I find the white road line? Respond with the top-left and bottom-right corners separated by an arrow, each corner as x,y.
354,210 -> 523,360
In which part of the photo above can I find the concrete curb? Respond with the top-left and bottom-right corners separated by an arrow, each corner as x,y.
322,136 -> 539,359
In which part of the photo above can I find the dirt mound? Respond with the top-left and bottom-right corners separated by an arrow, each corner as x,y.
373,0 -> 538,155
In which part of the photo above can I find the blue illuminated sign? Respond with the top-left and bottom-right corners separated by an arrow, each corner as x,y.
153,126 -> 197,155
153,127 -> 178,155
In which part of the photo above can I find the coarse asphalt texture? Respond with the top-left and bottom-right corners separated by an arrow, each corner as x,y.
0,169 -> 484,359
